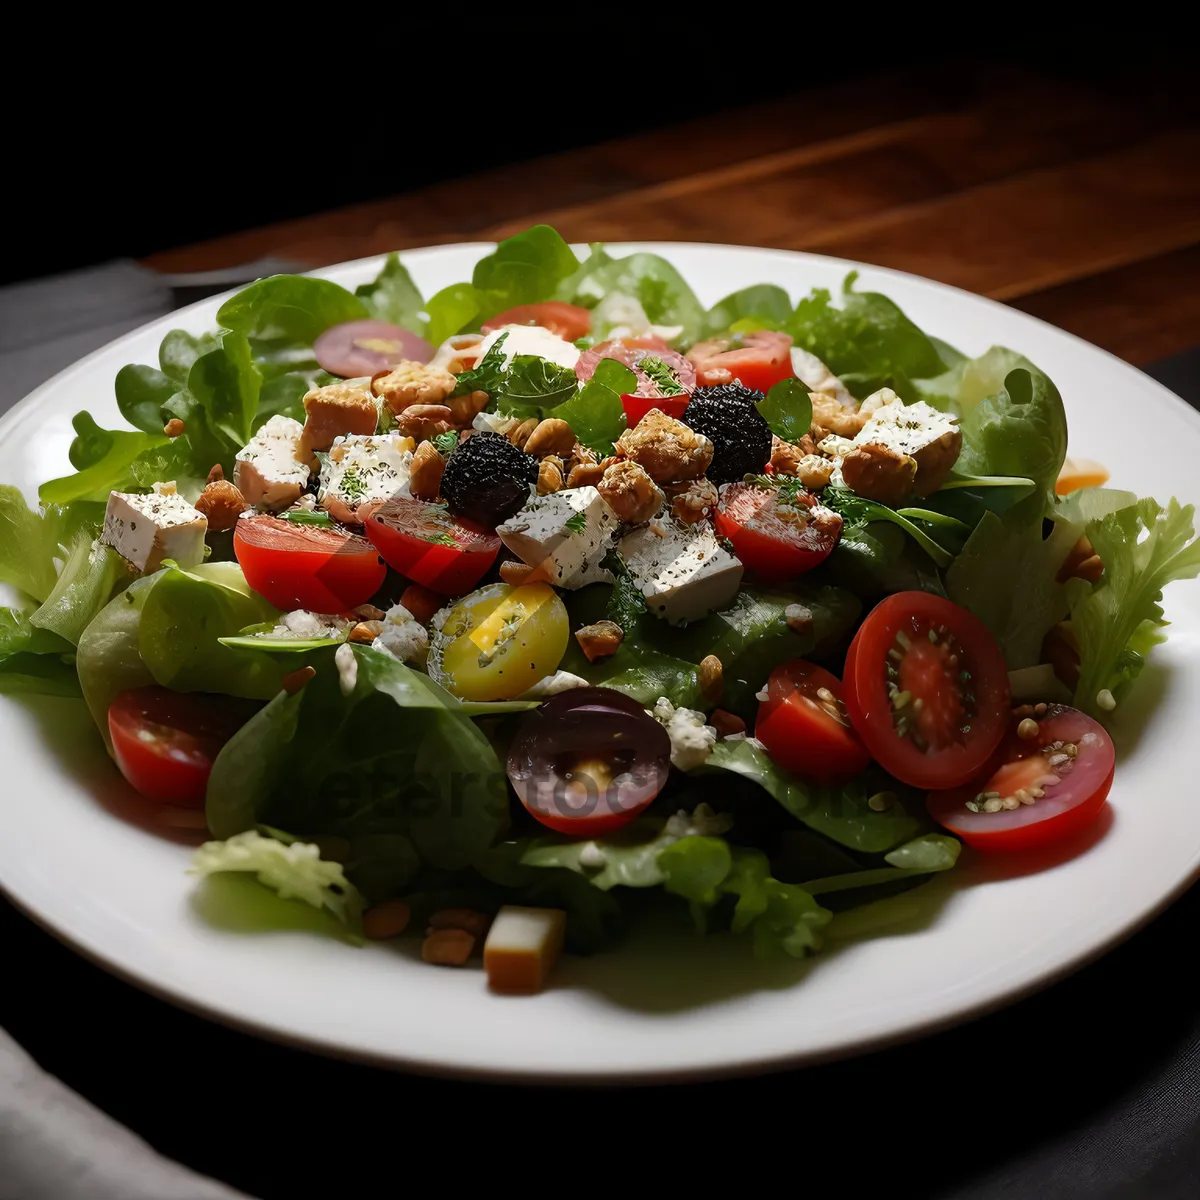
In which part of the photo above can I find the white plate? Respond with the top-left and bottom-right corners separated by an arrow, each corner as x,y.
2,244 -> 1199,1082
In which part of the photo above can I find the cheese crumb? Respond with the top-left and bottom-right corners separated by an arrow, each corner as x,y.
335,643 -> 358,696
651,696 -> 717,770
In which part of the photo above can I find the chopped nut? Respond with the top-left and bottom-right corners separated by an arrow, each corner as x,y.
769,435 -> 804,476
194,479 -> 248,531
698,654 -> 724,705
353,603 -> 386,621
840,443 -> 918,506
399,583 -> 442,626
598,460 -> 665,524
1057,535 -> 1105,583
499,559 -> 544,586
670,478 -> 719,525
566,460 -> 606,488
422,928 -> 475,966
410,440 -> 447,500
206,463 -> 224,484
1043,622 -> 1081,690
301,381 -> 379,453
445,389 -> 489,428
524,418 -> 577,459
785,603 -> 814,634
396,404 -> 455,441
362,898 -> 411,940
537,456 -> 565,495
575,620 -> 625,662
428,908 -> 491,938
614,408 -> 713,483
710,708 -> 746,737
507,417 -> 539,450
371,359 -> 456,414
348,620 -> 383,644
811,391 -> 867,438
163,417 -> 185,438
281,665 -> 316,695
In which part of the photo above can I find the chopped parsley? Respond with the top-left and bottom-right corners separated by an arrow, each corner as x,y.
639,356 -> 685,397
423,530 -> 457,547
433,431 -> 459,456
338,468 -> 368,503
564,512 -> 588,535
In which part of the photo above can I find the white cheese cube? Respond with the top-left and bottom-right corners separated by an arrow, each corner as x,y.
483,905 -> 567,995
101,489 -> 207,574
477,324 -> 580,371
496,486 -> 619,589
317,433 -> 413,524
618,520 -> 743,625
235,415 -> 313,512
852,393 -> 958,458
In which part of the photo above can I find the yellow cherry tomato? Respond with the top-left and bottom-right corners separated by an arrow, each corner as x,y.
430,582 -> 568,701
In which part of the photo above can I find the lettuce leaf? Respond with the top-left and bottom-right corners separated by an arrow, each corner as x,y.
216,275 -> 367,346
552,357 -> 634,456
40,416 -> 167,505
800,833 -> 960,896
756,377 -> 812,442
424,282 -> 481,347
28,537 -> 124,647
0,486 -> 70,601
355,252 -> 427,336
471,225 -> 580,323
1068,497 -> 1200,716
0,607 -> 79,696
705,284 -> 792,336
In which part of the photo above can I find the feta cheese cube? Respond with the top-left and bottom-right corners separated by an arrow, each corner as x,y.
235,415 -> 313,512
483,905 -> 566,995
101,489 -> 207,574
852,393 -> 958,458
618,520 -> 743,625
477,324 -> 581,372
317,433 -> 413,524
496,486 -> 619,589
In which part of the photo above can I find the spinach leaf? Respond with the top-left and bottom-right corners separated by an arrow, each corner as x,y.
41,416 -> 166,505
424,282 -> 481,346
355,252 -> 427,336
705,284 -> 793,336
756,377 -> 812,442
552,357 -> 633,456
216,275 -> 367,345
493,355 -> 579,414
471,225 -> 580,322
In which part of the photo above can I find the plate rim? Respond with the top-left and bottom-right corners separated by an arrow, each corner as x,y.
2,239 -> 1199,1083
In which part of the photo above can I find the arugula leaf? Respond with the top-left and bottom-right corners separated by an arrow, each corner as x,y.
756,377 -> 812,442
450,332 -> 508,398
823,486 -> 959,569
355,252 -> 427,336
639,357 -> 685,396
493,355 -> 579,414
552,357 -> 633,456
520,819 -> 679,890
472,225 -> 580,322
705,284 -> 793,336
424,282 -> 481,347
788,273 -> 947,399
216,275 -> 367,345
1069,497 -> 1200,715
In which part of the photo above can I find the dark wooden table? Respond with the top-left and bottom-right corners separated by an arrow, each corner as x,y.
145,63 -> 1199,369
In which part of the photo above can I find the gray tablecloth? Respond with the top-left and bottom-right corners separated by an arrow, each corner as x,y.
2,260 -> 1198,1200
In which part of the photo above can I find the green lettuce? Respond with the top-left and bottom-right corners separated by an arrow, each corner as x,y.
0,607 -> 79,696
756,377 -> 812,443
355,252 -> 427,336
472,225 -> 580,323
800,833 -> 960,896
215,275 -> 367,346
705,284 -> 793,336
553,358 -> 634,456
424,283 -> 481,347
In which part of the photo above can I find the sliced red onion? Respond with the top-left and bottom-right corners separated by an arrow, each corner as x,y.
314,320 -> 434,377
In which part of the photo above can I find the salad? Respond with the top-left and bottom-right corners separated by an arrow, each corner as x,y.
2,225 -> 1198,995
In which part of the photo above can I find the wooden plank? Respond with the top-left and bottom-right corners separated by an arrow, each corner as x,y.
1010,246 -> 1200,366
800,130 -> 1200,299
141,66 -> 1007,273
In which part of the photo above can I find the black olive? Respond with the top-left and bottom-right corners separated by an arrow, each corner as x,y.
441,431 -> 538,527
682,383 -> 773,485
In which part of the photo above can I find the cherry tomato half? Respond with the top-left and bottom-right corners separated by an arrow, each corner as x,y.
109,687 -> 255,807
714,482 -> 842,582
927,705 -> 1114,852
234,515 -> 386,613
507,688 -> 671,836
755,660 -> 870,785
687,330 -> 796,392
481,302 -> 592,341
842,592 -> 1010,790
366,497 -> 500,596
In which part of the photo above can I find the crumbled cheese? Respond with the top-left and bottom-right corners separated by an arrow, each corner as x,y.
519,671 -> 591,699
270,610 -> 351,640
235,415 -> 313,512
335,643 -> 358,696
370,603 -> 429,666
578,842 -> 608,869
497,486 -> 620,589
318,433 -> 413,523
472,410 -> 522,437
618,520 -> 743,625
664,802 -> 734,839
100,489 -> 208,574
651,696 -> 718,771
477,324 -> 580,371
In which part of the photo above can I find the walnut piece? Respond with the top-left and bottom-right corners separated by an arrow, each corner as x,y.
301,381 -> 378,453
597,460 -> 664,524
445,389 -> 489,428
839,443 -> 918,506
614,408 -> 713,483
371,360 -> 456,415
909,427 -> 963,497
194,479 -> 248,531
410,440 -> 446,500
574,620 -> 625,662
566,460 -> 605,488
396,404 -> 455,441
525,418 -> 577,459
810,391 -> 866,438
698,654 -> 723,705
670,478 -> 718,525
537,456 -> 565,495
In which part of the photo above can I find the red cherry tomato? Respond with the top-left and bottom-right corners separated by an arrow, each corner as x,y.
687,330 -> 796,392
481,302 -> 592,341
507,688 -> 671,836
755,660 -> 870,785
714,482 -> 842,582
109,687 -> 255,807
365,498 -> 500,596
927,705 -> 1114,852
577,340 -> 695,384
233,515 -> 386,613
313,319 -> 433,377
842,592 -> 1010,790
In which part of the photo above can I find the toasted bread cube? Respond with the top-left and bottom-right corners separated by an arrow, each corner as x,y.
483,906 -> 566,995
301,381 -> 378,453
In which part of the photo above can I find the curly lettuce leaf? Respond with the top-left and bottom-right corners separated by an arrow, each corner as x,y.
28,537 -> 124,647
0,607 -> 79,696
355,252 -> 427,336
1068,497 -> 1200,716
40,415 -> 167,505
471,225 -> 580,323
192,829 -> 363,927
1,486 -> 73,601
